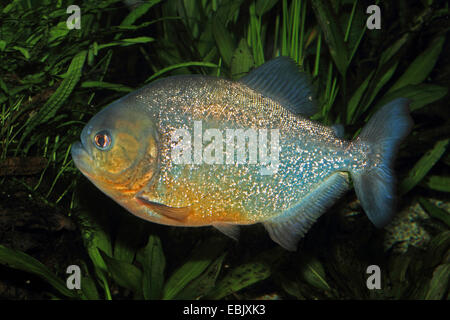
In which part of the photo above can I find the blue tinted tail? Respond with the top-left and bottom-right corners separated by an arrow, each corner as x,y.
351,98 -> 413,227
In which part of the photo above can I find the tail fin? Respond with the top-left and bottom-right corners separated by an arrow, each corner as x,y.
351,98 -> 413,227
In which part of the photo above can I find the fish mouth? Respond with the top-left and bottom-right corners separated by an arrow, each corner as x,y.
71,141 -> 93,176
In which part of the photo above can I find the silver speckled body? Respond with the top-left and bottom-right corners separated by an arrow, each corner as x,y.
119,75 -> 369,224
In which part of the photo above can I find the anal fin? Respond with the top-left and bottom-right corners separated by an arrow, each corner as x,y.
263,172 -> 350,251
212,223 -> 240,241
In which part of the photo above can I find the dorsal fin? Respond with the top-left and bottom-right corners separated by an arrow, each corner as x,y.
238,56 -> 317,117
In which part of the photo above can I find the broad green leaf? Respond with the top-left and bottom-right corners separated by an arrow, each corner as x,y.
373,84 -> 447,114
206,260 -> 271,300
419,198 -> 450,227
100,250 -> 143,294
424,264 -> 450,300
347,70 -> 374,124
0,245 -> 79,299
48,21 -> 70,45
81,276 -> 100,300
423,176 -> 450,193
212,18 -> 235,67
379,33 -> 409,66
141,235 -> 166,300
425,231 -> 450,269
400,139 -> 449,195
299,255 -> 331,291
389,36 -> 445,92
310,0 -> 349,75
231,38 -> 255,80
162,238 -> 226,300
388,254 -> 412,299
175,253 -> 226,300
364,61 -> 399,110
206,248 -> 282,299
81,81 -> 134,93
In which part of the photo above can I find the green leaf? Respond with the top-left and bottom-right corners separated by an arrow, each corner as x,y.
347,70 -> 374,124
425,231 -> 450,269
212,18 -> 235,67
145,61 -> 218,83
162,238 -> 226,300
97,37 -> 155,50
389,36 -> 445,92
400,139 -> 449,195
114,1 -> 161,40
81,276 -> 100,300
141,235 -> 166,300
0,245 -> 79,299
79,211 -> 113,299
299,255 -> 331,291
81,81 -> 134,92
310,0 -> 349,75
11,46 -> 30,59
364,61 -> 399,110
175,253 -> 226,300
231,38 -> 255,80
423,176 -> 450,193
100,250 -> 143,294
206,248 -> 282,299
120,0 -> 161,27
388,254 -> 412,299
17,50 -> 87,153
373,84 -> 447,114
419,198 -> 450,227
424,264 -> 450,300
255,0 -> 278,16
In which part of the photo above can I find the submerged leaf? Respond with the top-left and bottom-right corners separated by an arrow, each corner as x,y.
299,255 -> 331,291
424,264 -> 450,300
0,245 -> 79,299
400,139 -> 449,195
175,253 -> 226,299
419,198 -> 450,227
310,0 -> 349,75
100,250 -> 143,294
423,176 -> 450,193
389,36 -> 445,92
206,248 -> 282,299
162,238 -> 226,300
141,235 -> 166,300
374,84 -> 448,113
231,38 -> 255,80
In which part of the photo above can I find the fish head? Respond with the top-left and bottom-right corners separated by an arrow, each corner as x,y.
71,98 -> 159,200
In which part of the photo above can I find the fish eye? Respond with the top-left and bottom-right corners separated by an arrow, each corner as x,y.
93,130 -> 112,150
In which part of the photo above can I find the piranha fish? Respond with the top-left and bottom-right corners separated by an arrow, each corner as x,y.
71,57 -> 413,251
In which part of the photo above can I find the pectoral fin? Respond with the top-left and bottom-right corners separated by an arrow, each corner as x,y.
136,196 -> 191,222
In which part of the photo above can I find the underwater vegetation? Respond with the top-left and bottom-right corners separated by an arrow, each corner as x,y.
0,0 -> 449,300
